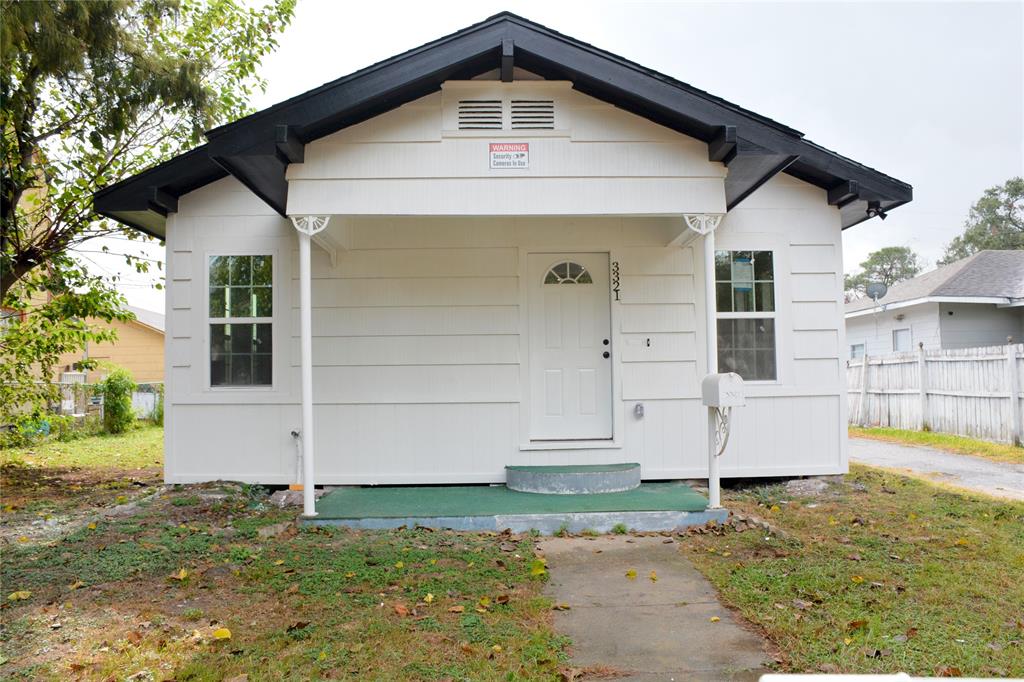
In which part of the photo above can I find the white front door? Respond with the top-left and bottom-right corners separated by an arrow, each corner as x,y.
528,253 -> 613,440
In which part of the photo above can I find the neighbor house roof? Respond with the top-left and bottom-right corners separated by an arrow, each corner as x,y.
127,305 -> 165,333
845,250 -> 1024,317
94,11 -> 912,239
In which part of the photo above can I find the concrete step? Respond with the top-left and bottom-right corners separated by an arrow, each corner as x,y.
505,462 -> 641,494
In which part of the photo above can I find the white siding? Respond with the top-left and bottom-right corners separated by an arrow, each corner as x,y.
939,303 -> 1024,349
845,302 -> 942,358
163,83 -> 849,484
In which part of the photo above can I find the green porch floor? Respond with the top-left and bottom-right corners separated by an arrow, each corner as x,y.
314,481 -> 708,519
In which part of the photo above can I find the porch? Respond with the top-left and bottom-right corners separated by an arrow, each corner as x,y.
303,480 -> 726,534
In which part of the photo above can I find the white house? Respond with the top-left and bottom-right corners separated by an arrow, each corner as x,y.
846,250 -> 1024,359
94,13 -> 912,511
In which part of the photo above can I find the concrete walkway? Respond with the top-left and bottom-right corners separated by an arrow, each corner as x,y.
849,437 -> 1024,501
539,535 -> 769,681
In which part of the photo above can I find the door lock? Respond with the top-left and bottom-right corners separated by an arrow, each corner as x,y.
602,351 -> 610,359
602,338 -> 610,345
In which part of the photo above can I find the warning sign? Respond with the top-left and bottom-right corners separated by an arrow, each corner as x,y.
489,142 -> 529,169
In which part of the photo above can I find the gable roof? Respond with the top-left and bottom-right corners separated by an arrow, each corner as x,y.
846,250 -> 1024,315
94,11 -> 912,238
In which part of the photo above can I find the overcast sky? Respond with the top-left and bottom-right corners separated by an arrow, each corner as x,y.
104,0 -> 1023,313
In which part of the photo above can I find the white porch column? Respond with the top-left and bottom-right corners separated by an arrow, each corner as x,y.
683,213 -> 725,508
290,214 -> 331,517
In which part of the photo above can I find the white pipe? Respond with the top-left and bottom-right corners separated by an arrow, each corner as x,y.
298,230 -> 317,517
703,230 -> 721,508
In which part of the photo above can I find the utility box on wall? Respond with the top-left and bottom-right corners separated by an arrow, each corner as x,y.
701,373 -> 746,408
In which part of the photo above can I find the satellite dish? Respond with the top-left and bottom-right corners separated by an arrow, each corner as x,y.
865,282 -> 888,302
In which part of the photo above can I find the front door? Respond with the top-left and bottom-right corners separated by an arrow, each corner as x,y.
528,253 -> 613,440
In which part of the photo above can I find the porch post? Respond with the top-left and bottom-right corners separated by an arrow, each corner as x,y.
290,214 -> 331,517
683,213 -> 724,508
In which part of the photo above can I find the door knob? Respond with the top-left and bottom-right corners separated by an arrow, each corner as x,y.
602,351 -> 610,359
603,339 -> 610,346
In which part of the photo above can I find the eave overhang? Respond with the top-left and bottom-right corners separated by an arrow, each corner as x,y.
94,11 -> 912,239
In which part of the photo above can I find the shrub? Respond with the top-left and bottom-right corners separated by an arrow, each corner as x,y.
150,384 -> 164,426
94,367 -> 136,434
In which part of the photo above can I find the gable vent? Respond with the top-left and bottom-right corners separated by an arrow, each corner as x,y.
511,99 -> 555,129
458,100 -> 503,129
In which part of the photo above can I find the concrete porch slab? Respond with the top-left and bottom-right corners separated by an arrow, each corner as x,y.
303,481 -> 728,534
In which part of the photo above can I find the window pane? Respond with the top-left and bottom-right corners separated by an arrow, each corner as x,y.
253,354 -> 272,385
716,283 -> 732,312
229,323 -> 253,354
230,355 -> 252,385
544,270 -> 558,284
731,252 -> 753,282
252,255 -> 272,286
755,282 -> 775,312
732,284 -> 754,312
893,328 -> 911,352
254,287 -> 273,317
209,286 -> 226,318
753,251 -> 774,280
577,271 -> 593,284
717,318 -> 776,380
254,323 -> 272,352
229,287 -> 252,317
715,251 -> 731,280
229,256 -> 251,285
211,324 -> 227,355
210,256 -> 229,286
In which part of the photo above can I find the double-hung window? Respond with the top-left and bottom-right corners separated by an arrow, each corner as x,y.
715,250 -> 777,381
209,255 -> 273,387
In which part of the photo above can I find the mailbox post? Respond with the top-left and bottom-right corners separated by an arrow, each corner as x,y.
700,373 -> 745,508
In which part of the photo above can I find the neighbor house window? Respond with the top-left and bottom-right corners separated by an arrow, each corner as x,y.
209,255 -> 272,387
893,328 -> 911,353
715,250 -> 776,381
850,343 -> 865,359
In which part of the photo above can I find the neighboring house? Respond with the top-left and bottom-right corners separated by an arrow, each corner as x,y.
55,305 -> 166,383
93,13 -> 912,489
845,251 -> 1024,359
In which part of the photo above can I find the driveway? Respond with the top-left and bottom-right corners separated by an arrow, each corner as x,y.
849,437 -> 1024,501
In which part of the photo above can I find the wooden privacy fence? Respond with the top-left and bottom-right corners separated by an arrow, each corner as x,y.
847,342 -> 1023,445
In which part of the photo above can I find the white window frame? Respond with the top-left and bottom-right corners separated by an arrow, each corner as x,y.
850,343 -> 865,360
892,327 -> 912,353
715,249 -> 779,383
206,252 -> 276,391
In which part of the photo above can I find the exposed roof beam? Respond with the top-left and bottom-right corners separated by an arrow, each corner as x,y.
148,187 -> 178,215
275,125 -> 304,164
828,180 -> 860,206
501,39 -> 514,82
708,126 -> 737,163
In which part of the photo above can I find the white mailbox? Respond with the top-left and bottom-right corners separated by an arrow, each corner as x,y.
701,372 -> 746,407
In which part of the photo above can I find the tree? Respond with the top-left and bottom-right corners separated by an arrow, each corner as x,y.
1,0 -> 294,420
845,246 -> 923,298
941,177 -> 1024,263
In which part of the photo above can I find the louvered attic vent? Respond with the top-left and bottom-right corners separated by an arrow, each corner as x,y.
458,100 -> 503,129
511,99 -> 555,130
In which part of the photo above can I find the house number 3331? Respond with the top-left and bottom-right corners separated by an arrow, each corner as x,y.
611,261 -> 621,301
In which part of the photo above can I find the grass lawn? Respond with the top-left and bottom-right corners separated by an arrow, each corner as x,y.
849,425 -> 1024,465
0,428 -> 567,681
688,465 -> 1024,677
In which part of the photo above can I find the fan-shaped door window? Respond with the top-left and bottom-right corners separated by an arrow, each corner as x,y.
544,261 -> 593,284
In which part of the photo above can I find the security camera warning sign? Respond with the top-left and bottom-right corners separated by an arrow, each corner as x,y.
489,142 -> 529,169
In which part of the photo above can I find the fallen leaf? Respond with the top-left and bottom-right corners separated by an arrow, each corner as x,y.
709,616 -> 720,622
7,591 -> 31,601
495,594 -> 510,605
273,559 -> 285,566
87,523 -> 97,530
17,536 -> 28,543
491,644 -> 502,653
394,561 -> 404,569
848,619 -> 868,631
349,643 -> 364,653
649,571 -> 658,582
478,596 -> 491,609
625,569 -> 637,580
448,605 -> 465,613
287,621 -> 310,632
850,575 -> 864,584
529,558 -> 548,578
792,599 -> 812,610
424,593 -> 434,604
344,572 -> 356,578
169,568 -> 189,581
317,651 -> 327,661
935,666 -> 962,677
212,627 -> 231,641
843,637 -> 853,645
769,504 -> 781,513
846,553 -> 863,561
285,583 -> 299,594
393,603 -> 410,617
68,581 -> 85,590
552,603 -> 571,611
